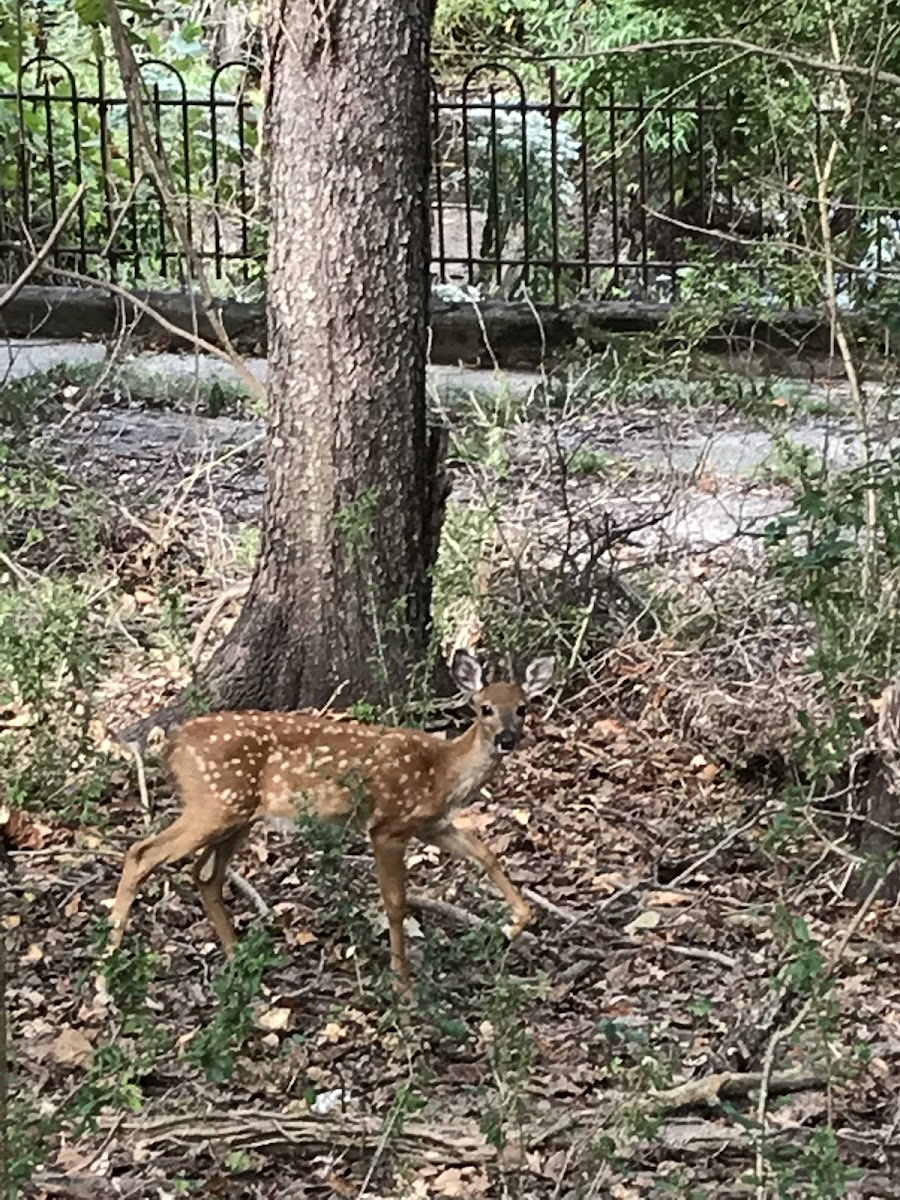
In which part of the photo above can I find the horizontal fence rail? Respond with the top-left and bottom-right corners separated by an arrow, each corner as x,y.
0,55 -> 896,306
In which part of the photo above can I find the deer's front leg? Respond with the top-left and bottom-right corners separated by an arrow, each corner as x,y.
421,820 -> 533,939
370,827 -> 411,992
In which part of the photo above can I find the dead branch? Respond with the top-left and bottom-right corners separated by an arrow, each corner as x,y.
110,1108 -> 498,1165
653,1067 -> 824,1110
98,1069 -> 829,1169
406,892 -> 539,946
485,36 -> 900,89
0,183 -> 86,313
226,868 -> 271,917
664,943 -> 738,969
102,0 -> 263,402
45,266 -> 264,401
189,580 -> 252,666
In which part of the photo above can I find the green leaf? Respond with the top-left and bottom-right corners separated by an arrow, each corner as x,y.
74,0 -> 107,27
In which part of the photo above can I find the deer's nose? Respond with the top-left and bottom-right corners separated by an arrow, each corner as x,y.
495,730 -> 517,753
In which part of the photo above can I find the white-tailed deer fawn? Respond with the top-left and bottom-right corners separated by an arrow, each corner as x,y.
108,649 -> 555,988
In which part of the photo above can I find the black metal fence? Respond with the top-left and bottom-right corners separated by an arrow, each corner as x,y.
0,55 -> 891,305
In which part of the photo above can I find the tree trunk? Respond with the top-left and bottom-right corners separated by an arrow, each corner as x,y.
126,0 -> 445,742
850,677 -> 900,902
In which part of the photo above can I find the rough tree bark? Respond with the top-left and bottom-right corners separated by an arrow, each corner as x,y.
851,677 -> 900,902
127,0 -> 446,740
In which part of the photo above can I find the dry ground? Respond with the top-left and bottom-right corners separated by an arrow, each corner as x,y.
4,361 -> 899,1199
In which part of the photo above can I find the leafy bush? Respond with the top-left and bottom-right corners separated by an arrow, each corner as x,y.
0,578 -> 115,816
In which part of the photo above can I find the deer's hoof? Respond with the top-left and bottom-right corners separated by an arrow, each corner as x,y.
503,905 -> 533,941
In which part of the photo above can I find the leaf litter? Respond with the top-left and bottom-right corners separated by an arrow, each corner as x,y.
3,369 -> 899,1198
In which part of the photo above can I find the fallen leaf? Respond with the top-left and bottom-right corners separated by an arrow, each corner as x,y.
611,1184 -> 642,1200
543,1149 -> 570,1180
455,810 -> 495,832
322,1173 -> 356,1197
593,717 -> 628,738
645,890 -> 691,907
54,1145 -> 94,1172
624,910 -> 661,934
258,1006 -> 292,1032
591,871 -> 629,894
49,1027 -> 95,1069
432,1167 -> 489,1196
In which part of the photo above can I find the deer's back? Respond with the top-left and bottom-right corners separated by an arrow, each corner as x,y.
166,710 -> 445,829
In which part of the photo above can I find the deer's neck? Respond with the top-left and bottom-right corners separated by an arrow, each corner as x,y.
441,722 -> 499,809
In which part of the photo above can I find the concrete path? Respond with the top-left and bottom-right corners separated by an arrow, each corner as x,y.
0,337 -> 540,397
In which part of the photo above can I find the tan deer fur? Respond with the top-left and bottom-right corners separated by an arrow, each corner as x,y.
108,649 -> 555,988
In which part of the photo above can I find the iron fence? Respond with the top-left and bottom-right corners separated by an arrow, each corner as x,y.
0,55 -> 893,305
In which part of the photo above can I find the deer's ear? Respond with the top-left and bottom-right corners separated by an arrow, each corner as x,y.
523,656 -> 555,699
451,648 -> 484,695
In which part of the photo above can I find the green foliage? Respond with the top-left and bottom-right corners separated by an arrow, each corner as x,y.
335,486 -> 380,550
476,967 -> 541,1149
567,447 -> 619,476
0,578 -> 114,817
187,926 -> 282,1081
766,451 -> 900,700
443,383 -> 535,470
347,699 -> 380,723
292,809 -> 381,964
436,98 -> 581,297
436,0 -> 900,309
0,436 -> 105,569
431,501 -> 496,648
2,3 -> 263,294
756,1128 -> 863,1198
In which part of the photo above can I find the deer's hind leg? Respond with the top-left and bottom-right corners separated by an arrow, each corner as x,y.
192,828 -> 249,956
109,813 -> 226,947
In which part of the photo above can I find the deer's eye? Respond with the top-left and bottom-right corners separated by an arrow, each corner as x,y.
516,705 -> 527,718
480,704 -> 494,717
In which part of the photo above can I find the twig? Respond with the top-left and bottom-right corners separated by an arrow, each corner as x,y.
125,742 -> 152,829
46,265 -> 264,401
813,101 -> 876,594
452,36 -> 900,89
315,680 -> 350,716
0,182 -> 86,312
227,868 -> 271,918
667,808 -> 769,889
356,1087 -> 408,1198
545,591 -> 596,720
189,580 -> 251,666
664,943 -> 738,969
522,887 -> 580,923
406,892 -> 539,945
0,548 -> 37,587
9,846 -> 121,859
